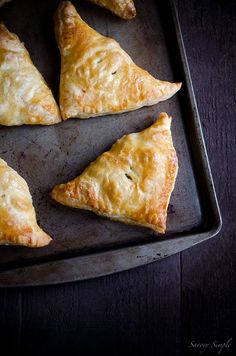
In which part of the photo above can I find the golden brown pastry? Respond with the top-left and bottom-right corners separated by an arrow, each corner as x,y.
0,158 -> 52,247
51,112 -> 178,233
54,1 -> 181,120
87,0 -> 136,19
0,23 -> 61,126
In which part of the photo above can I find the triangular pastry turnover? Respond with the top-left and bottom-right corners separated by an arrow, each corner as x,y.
51,112 -> 178,233
54,1 -> 181,119
0,23 -> 61,126
0,158 -> 52,247
87,0 -> 136,19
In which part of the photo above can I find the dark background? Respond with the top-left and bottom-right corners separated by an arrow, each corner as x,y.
0,0 -> 235,355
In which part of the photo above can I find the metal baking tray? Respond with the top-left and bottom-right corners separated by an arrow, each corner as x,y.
0,0 -> 222,287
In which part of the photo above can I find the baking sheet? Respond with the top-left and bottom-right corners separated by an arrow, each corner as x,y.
0,0 -> 221,285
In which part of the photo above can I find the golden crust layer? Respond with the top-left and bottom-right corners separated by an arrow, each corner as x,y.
54,1 -> 181,120
0,158 -> 52,247
87,0 -> 136,19
0,24 -> 61,126
51,112 -> 178,233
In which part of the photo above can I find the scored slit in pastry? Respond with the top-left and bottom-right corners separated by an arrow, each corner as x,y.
0,158 -> 52,247
51,112 -> 178,233
0,23 -> 61,126
87,0 -> 136,19
54,1 -> 181,120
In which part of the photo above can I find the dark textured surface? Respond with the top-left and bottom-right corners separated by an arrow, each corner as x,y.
0,0 -> 206,273
0,0 -> 221,284
0,0 -> 235,355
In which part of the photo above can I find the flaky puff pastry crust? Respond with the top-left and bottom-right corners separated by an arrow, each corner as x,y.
54,1 -> 181,120
51,113 -> 178,233
0,24 -> 61,126
0,158 -> 52,247
87,0 -> 136,19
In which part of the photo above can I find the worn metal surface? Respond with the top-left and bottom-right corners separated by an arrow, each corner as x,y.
0,0 -> 221,286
